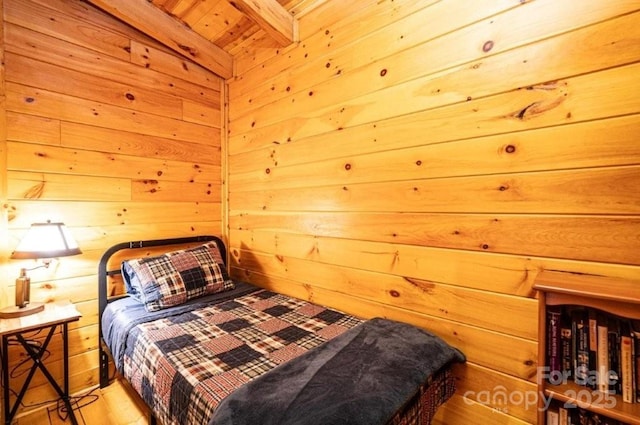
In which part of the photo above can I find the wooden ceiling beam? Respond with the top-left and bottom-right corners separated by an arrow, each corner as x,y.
230,0 -> 297,46
86,0 -> 233,79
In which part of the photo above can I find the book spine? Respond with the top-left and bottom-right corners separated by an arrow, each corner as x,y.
588,309 -> 598,389
561,311 -> 573,382
620,321 -> 633,403
634,328 -> 638,405
546,408 -> 559,425
633,325 -> 640,403
597,316 -> 609,393
558,406 -> 569,425
607,318 -> 620,396
573,310 -> 589,386
577,408 -> 589,425
548,308 -> 562,382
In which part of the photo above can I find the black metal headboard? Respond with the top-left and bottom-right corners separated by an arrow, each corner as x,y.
97,235 -> 224,388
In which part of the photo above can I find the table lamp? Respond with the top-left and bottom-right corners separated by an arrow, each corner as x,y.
0,222 -> 82,319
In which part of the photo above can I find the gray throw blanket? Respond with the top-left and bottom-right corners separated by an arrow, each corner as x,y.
210,317 -> 465,425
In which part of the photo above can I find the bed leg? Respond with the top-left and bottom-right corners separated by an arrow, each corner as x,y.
150,414 -> 157,425
99,346 -> 110,388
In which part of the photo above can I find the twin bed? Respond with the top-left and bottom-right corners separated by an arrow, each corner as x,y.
98,236 -> 464,425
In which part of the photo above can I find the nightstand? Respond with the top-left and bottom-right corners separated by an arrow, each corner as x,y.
0,301 -> 81,425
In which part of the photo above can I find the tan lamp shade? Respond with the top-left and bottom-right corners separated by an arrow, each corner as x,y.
0,222 -> 82,319
11,222 -> 82,259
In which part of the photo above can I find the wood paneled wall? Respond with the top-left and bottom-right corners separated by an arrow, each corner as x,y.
0,0 -> 223,414
227,1 -> 640,424
1,0 -> 638,422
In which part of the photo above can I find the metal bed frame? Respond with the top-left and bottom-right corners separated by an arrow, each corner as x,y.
97,235 -> 223,389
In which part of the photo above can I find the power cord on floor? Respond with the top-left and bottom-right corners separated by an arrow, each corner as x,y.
51,387 -> 100,422
1,332 -> 52,404
0,332 -> 101,421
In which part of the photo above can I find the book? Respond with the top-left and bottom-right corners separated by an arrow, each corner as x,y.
596,315 -> 609,393
619,320 -> 634,403
572,309 -> 589,386
606,318 -> 620,395
588,309 -> 599,388
547,408 -> 560,425
580,409 -> 621,425
564,404 -> 578,425
561,311 -> 573,381
547,307 -> 563,383
633,321 -> 640,403
577,408 -> 589,425
559,405 -> 569,425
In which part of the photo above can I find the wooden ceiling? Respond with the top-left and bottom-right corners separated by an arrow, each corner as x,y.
85,0 -> 326,79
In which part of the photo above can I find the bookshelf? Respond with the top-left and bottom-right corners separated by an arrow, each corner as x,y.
534,270 -> 640,425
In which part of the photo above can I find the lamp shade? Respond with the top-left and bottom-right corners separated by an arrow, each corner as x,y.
11,222 -> 82,259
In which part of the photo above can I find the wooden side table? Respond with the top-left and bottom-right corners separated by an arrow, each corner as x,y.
0,301 -> 81,425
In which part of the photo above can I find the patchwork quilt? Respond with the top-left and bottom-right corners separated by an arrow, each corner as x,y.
121,288 -> 363,425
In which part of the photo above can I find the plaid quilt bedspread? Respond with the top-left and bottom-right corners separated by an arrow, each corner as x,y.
122,288 -> 363,425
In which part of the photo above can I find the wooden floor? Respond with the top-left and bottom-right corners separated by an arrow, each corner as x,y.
14,378 -> 151,425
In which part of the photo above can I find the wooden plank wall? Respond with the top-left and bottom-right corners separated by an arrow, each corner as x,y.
227,1 -> 640,423
0,0 -> 223,415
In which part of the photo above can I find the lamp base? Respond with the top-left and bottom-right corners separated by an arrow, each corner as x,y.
0,302 -> 45,319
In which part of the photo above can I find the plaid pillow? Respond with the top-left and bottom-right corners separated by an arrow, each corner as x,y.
122,242 -> 234,311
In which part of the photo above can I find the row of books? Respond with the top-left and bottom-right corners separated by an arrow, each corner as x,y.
546,306 -> 640,403
547,403 -> 627,425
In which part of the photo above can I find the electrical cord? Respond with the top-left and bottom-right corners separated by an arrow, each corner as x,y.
9,339 -> 49,379
0,332 -> 101,421
52,387 -> 100,422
